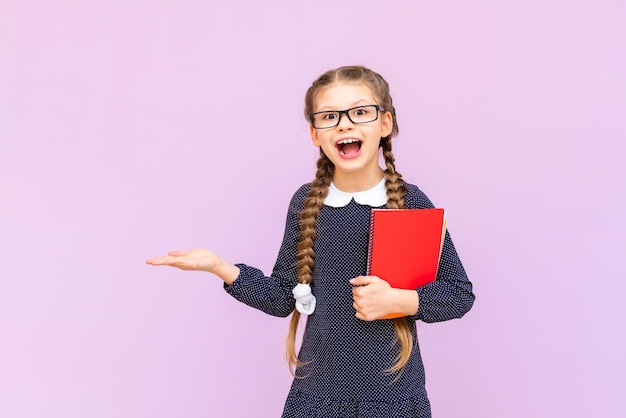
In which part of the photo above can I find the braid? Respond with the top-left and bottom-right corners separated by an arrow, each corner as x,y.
295,152 -> 334,284
287,150 -> 334,376
381,137 -> 408,209
381,136 -> 414,375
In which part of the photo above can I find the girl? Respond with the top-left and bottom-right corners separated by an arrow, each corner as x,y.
146,65 -> 475,417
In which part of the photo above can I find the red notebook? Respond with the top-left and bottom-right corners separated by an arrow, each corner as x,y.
367,207 -> 447,294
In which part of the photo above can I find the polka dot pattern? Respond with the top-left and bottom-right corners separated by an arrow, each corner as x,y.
225,183 -> 475,418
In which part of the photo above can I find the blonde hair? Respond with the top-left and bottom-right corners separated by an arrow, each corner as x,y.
287,66 -> 412,376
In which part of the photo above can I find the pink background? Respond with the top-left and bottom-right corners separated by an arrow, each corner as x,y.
1,1 -> 625,417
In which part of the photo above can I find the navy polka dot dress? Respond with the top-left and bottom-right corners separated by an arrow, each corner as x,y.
225,183 -> 475,418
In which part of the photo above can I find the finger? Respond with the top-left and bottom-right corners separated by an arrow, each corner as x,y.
353,302 -> 365,318
354,310 -> 375,322
352,286 -> 369,299
168,250 -> 184,257
350,276 -> 378,286
146,256 -> 168,265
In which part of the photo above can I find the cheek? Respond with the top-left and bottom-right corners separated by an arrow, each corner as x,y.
313,131 -> 333,147
310,129 -> 321,147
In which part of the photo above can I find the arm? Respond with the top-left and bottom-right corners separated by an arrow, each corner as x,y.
146,247 -> 298,318
404,184 -> 475,323
146,186 -> 309,318
349,232 -> 475,322
350,185 -> 474,322
222,187 -> 306,317
415,229 -> 475,323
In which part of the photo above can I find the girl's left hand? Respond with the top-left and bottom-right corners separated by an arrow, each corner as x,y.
350,276 -> 397,321
350,276 -> 420,321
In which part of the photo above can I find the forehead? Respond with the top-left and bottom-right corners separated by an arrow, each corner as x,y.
313,82 -> 378,111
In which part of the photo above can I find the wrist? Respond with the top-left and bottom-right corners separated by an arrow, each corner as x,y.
213,259 -> 240,285
390,288 -> 419,317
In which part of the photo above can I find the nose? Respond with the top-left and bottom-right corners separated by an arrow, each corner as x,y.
336,111 -> 354,130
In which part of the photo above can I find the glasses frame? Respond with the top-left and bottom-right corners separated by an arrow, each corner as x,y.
309,104 -> 385,129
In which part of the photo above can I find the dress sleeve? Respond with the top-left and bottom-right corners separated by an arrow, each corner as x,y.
405,185 -> 476,323
223,187 -> 305,318
415,230 -> 475,323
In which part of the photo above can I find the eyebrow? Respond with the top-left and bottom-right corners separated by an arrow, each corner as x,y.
315,99 -> 375,112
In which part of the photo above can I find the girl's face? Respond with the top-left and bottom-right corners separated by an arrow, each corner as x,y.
310,82 -> 393,192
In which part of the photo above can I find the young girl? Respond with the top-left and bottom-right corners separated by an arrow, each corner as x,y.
146,65 -> 475,418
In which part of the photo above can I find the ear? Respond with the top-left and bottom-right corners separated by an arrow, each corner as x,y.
310,124 -> 321,147
380,111 -> 393,138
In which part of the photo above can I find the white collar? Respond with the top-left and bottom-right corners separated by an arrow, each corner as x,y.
324,178 -> 388,208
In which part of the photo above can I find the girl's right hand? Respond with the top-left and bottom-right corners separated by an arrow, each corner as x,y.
146,249 -> 222,272
146,249 -> 241,285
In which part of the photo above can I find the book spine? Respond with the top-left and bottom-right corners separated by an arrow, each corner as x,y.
366,209 -> 376,275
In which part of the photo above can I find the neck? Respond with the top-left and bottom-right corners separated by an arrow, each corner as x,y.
332,168 -> 385,193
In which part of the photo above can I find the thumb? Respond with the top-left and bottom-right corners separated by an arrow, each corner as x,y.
350,276 -> 378,286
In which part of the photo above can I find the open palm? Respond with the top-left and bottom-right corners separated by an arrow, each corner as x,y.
146,248 -> 221,272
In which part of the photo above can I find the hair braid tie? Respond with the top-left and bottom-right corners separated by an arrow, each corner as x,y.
292,283 -> 316,314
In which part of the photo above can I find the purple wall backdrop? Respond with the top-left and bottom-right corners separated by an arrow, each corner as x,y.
1,1 -> 625,417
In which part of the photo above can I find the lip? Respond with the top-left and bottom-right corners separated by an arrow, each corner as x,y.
334,136 -> 363,160
334,136 -> 363,146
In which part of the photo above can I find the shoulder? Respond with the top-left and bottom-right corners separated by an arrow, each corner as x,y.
403,182 -> 436,209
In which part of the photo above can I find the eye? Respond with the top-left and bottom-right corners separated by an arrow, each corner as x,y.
322,112 -> 338,120
352,107 -> 371,116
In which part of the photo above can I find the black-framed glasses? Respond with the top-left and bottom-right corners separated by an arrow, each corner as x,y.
309,105 -> 384,129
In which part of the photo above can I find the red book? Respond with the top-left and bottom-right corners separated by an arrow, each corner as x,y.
367,208 -> 447,296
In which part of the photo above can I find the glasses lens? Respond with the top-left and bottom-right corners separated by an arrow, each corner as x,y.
349,105 -> 378,123
312,111 -> 339,128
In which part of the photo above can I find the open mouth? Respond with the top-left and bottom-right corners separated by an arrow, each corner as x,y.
337,139 -> 362,156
